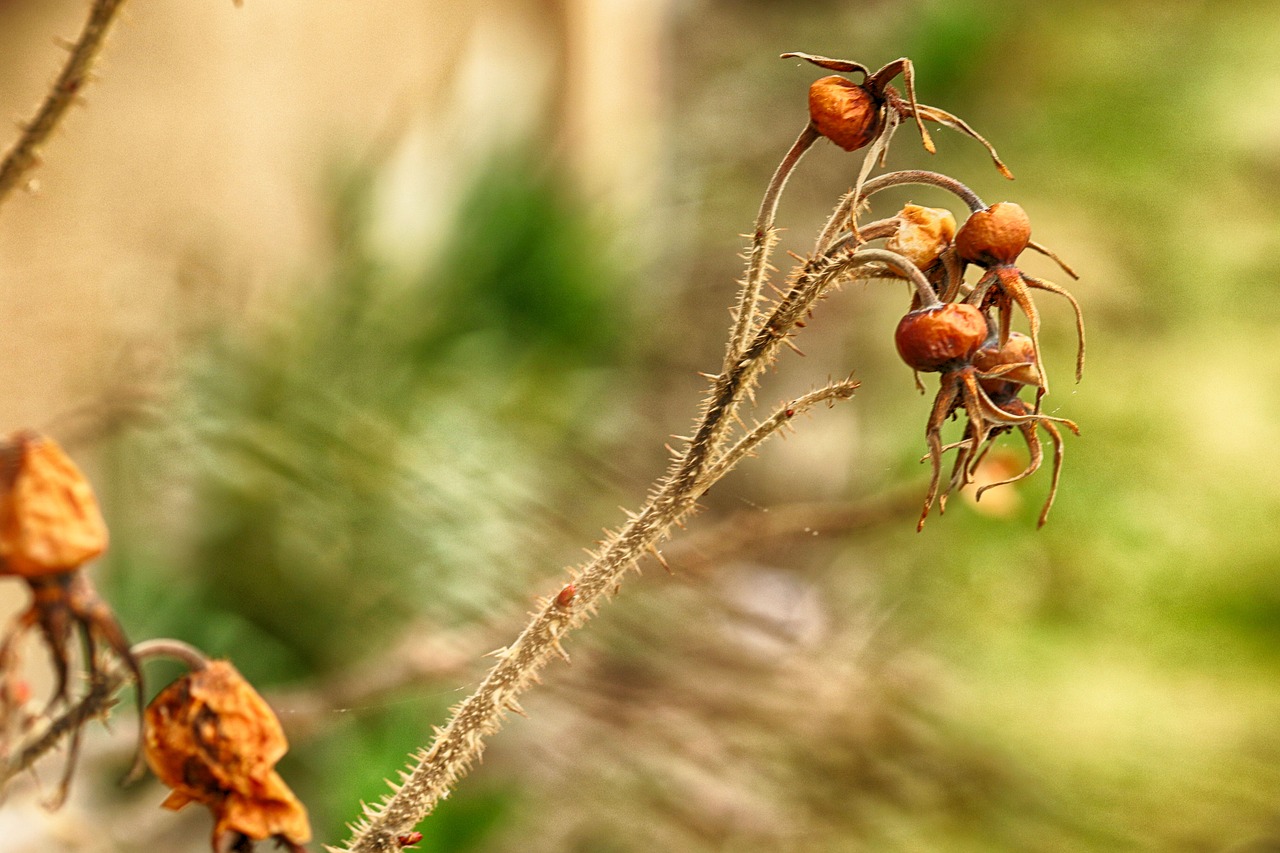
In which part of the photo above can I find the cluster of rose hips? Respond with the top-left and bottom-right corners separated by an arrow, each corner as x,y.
789,53 -> 1085,529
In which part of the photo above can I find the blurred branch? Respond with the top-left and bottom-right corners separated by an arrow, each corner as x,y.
0,0 -> 130,210
0,664 -> 126,792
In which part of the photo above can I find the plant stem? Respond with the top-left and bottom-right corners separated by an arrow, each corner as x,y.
727,124 -> 819,364
0,0 -> 130,211
331,248 -> 881,853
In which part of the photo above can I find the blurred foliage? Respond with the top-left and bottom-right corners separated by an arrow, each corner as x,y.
102,150 -> 634,684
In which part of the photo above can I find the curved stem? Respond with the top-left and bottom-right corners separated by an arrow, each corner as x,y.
814,169 -> 985,258
847,248 -> 939,307
0,0 -> 130,211
133,638 -> 210,672
331,246 -> 876,853
728,124 -> 820,364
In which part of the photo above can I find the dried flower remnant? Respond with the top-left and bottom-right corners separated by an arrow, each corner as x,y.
0,430 -> 143,804
144,659 -> 311,853
885,204 -> 957,272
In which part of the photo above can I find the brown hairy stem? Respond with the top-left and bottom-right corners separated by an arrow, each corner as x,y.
330,243 -> 886,852
727,123 -> 820,364
0,0 -> 130,211
0,637 -> 215,795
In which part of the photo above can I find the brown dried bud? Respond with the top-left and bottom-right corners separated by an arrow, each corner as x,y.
885,204 -> 957,269
894,303 -> 988,372
972,331 -> 1042,389
955,202 -> 1031,266
0,431 -> 108,578
144,660 -> 311,853
807,75 -> 882,152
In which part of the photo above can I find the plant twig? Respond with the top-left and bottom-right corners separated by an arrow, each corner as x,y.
0,665 -> 128,793
0,0 -> 130,211
727,124 -> 819,363
0,637 -> 212,795
330,244 -> 882,851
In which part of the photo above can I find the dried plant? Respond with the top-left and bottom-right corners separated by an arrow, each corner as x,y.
0,4 -> 1086,849
327,53 -> 1085,853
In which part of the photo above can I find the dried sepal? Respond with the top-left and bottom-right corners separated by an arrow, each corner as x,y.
144,660 -> 311,853
972,332 -> 1042,389
0,431 -> 108,578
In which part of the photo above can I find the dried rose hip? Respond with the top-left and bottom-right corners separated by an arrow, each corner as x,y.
807,75 -> 882,152
144,660 -> 311,853
0,430 -> 108,576
894,303 -> 988,372
955,201 -> 1031,267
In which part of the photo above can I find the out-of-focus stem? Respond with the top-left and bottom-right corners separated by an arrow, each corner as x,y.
0,0 -> 130,211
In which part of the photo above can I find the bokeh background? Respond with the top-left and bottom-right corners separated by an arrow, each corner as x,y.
2,1 -> 1279,851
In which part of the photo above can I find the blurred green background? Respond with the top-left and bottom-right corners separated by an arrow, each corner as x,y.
3,0 -> 1280,851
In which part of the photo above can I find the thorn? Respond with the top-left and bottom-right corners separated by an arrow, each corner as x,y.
504,699 -> 528,718
648,544 -> 672,574
52,36 -> 76,51
783,338 -> 806,357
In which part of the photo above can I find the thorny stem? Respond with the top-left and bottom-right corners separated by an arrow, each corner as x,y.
332,248 -> 885,853
814,169 -> 986,258
0,637 -> 211,794
727,124 -> 820,364
0,665 -> 128,792
700,380 -> 859,488
0,0 -> 130,211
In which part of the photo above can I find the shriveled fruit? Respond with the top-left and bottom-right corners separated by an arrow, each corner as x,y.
144,660 -> 311,853
808,75 -> 882,151
894,303 -> 988,372
955,201 -> 1031,266
885,203 -> 957,269
0,431 -> 107,578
